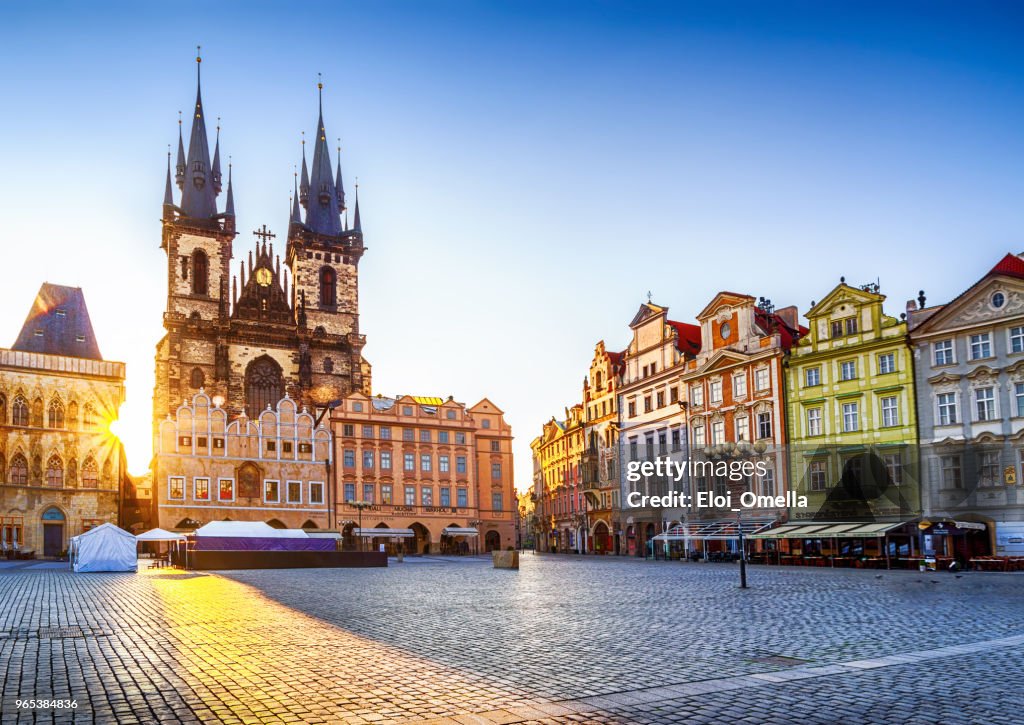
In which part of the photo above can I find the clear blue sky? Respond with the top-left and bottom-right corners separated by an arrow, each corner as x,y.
0,2 -> 1022,488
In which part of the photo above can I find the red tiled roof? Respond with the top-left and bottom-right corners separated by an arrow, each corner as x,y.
667,320 -> 701,355
989,253 -> 1024,280
754,309 -> 805,351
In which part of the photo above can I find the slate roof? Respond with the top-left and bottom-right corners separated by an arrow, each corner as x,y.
12,283 -> 103,360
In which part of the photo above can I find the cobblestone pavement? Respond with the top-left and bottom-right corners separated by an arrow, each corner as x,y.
1,554 -> 1022,724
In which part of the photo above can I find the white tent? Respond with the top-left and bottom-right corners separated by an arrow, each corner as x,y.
193,521 -> 309,538
71,523 -> 137,573
136,528 -> 186,542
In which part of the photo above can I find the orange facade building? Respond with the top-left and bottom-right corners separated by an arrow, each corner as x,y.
331,393 -> 515,553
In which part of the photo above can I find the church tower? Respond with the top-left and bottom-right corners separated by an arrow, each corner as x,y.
154,57 -> 370,442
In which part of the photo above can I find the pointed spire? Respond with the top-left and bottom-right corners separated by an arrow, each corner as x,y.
212,118 -> 223,195
303,75 -> 343,236
352,182 -> 361,232
175,112 -> 185,189
291,171 -> 301,224
180,47 -> 218,220
163,147 -> 174,207
299,133 -> 309,206
335,139 -> 346,212
224,159 -> 235,216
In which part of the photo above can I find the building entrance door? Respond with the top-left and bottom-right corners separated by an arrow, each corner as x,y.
43,524 -> 63,557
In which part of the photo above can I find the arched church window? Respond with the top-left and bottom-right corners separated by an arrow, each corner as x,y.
319,267 -> 336,307
46,455 -> 64,488
11,396 -> 27,426
48,399 -> 65,429
81,457 -> 99,487
192,249 -> 209,296
245,356 -> 283,419
190,367 -> 205,389
82,403 -> 96,428
9,454 -> 27,485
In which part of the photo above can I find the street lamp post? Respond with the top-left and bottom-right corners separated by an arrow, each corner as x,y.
349,500 -> 372,552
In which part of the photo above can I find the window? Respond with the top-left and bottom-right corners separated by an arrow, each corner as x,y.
455,432 -> 466,445
709,380 -> 722,403
482,419 -> 491,429
420,429 -> 431,443
671,429 -> 681,451
760,468 -> 775,497
353,402 -> 363,412
881,396 -> 899,427
282,480 -> 300,503
440,487 -> 451,506
48,400 -> 65,429
733,373 -> 747,398
492,462 -> 502,480
969,333 -> 991,360
344,482 -> 355,502
362,450 -> 374,469
975,387 -> 996,421
439,431 -> 449,444
45,455 -> 63,487
809,461 -> 827,491
322,357 -> 334,373
691,385 -> 704,406
244,356 -> 283,419
842,403 -> 859,432
840,361 -> 856,381
194,477 -> 210,501
457,488 -> 468,507
644,396 -> 652,413
439,455 -> 450,473
878,353 -> 895,374
978,451 -> 999,486
882,454 -> 903,485
380,485 -> 392,504
805,367 -> 821,387
362,483 -> 375,503
403,428 -> 414,441
319,266 -> 336,307
447,409 -> 457,419
309,481 -> 324,505
754,368 -> 770,391
807,408 -> 822,436
937,393 -> 958,425
218,478 -> 234,501
190,367 -> 204,389
658,430 -> 667,454
343,449 -> 355,467
692,423 -> 705,446
264,480 -> 280,503
81,458 -> 99,487
735,415 -> 749,442
402,406 -> 413,416
629,438 -> 639,460
381,451 -> 392,470
192,249 -> 208,295
830,320 -> 843,338
404,453 -> 415,471
361,425 -> 373,438
456,456 -> 467,474
169,476 -> 185,500
12,396 -> 28,426
421,487 -> 433,506
711,421 -> 725,445
628,401 -> 637,417
670,387 -> 679,404
656,391 -> 665,408
846,317 -> 858,335
404,486 -> 416,505
934,340 -> 954,366
492,493 -> 504,512
1016,383 -> 1024,417
380,426 -> 392,440
420,454 -> 432,472
343,424 -> 354,437
266,440 -> 276,453
1011,326 -> 1024,354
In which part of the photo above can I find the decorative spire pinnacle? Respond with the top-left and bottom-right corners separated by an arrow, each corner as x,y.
163,146 -> 174,207
335,138 -> 346,212
180,48 -> 218,220
291,170 -> 301,224
299,132 -> 309,206
224,158 -> 235,217
302,75 -> 343,235
175,112 -> 185,189
212,118 -> 223,195
352,180 -> 361,232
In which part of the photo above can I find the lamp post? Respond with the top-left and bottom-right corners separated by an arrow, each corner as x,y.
348,500 -> 372,552
469,518 -> 483,554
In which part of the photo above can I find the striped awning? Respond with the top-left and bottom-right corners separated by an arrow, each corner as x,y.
442,527 -> 479,537
750,521 -> 908,539
353,528 -> 415,538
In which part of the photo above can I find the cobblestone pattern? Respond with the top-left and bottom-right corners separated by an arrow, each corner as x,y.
0,555 -> 1022,723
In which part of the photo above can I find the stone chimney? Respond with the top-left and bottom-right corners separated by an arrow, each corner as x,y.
774,305 -> 799,331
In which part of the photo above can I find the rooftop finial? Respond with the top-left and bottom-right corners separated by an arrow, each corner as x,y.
196,45 -> 202,85
318,72 -> 323,113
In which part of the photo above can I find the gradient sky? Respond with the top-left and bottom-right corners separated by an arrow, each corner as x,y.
0,2 -> 1022,490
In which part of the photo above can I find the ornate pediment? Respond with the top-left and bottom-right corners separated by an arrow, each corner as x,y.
629,303 -> 666,328
922,278 -> 1024,332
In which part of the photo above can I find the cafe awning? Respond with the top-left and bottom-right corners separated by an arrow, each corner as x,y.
353,528 -> 415,538
750,521 -> 908,539
442,527 -> 479,537
652,518 -> 776,541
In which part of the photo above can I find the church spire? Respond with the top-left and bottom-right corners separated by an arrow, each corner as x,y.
224,160 -> 235,217
179,48 -> 219,220
212,119 -> 223,195
302,76 -> 343,236
299,133 -> 309,206
163,147 -> 174,210
352,183 -> 361,232
291,171 -> 302,224
335,140 -> 346,212
175,113 -> 185,190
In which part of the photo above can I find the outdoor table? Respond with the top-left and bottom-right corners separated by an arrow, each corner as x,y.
971,557 -> 1009,572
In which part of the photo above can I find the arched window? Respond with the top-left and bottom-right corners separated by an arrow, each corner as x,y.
48,399 -> 65,429
82,403 -> 96,428
9,454 -> 27,484
323,357 -> 334,373
192,249 -> 209,295
244,356 -> 283,419
595,371 -> 604,391
31,398 -> 43,427
319,266 -> 336,307
190,367 -> 205,389
46,455 -> 64,488
11,396 -> 27,426
81,457 -> 99,488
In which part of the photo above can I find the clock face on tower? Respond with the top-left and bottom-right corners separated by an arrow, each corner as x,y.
255,268 -> 272,287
